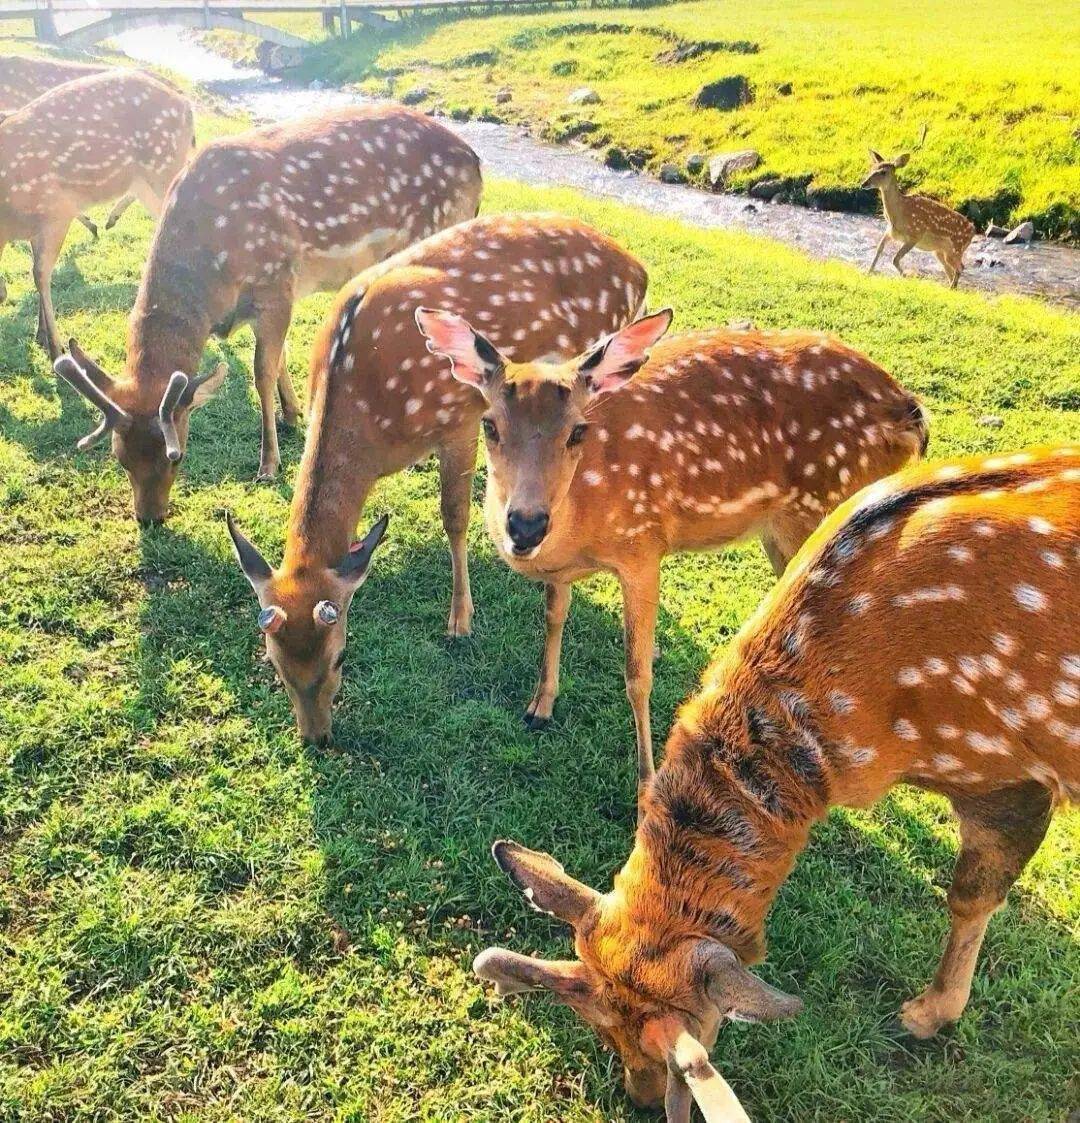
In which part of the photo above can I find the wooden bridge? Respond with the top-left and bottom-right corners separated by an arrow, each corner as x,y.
0,0 -> 569,50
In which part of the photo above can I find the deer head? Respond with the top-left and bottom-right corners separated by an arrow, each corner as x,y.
475,841 -> 801,1119
862,125 -> 927,190
54,340 -> 227,524
416,307 -> 673,558
225,511 -> 390,745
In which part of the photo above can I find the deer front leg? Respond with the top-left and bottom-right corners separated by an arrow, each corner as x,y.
524,581 -> 572,730
892,240 -> 916,276
76,214 -> 99,240
252,302 -> 292,480
867,233 -> 888,274
0,241 -> 7,303
901,782 -> 1052,1038
276,341 -> 301,429
31,219 -> 70,360
104,194 -> 135,231
619,560 -> 661,818
438,432 -> 478,637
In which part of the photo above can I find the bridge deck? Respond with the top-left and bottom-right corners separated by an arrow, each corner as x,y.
0,0 -> 567,16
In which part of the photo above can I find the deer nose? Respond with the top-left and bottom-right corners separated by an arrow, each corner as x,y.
506,508 -> 550,552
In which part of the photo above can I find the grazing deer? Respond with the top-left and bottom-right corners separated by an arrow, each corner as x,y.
474,444 -> 1079,1122
55,106 -> 482,523
416,311 -> 928,809
863,128 -> 975,288
226,214 -> 649,745
0,69 -> 193,357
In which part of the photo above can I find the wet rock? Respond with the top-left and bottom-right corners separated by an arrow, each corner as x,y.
742,202 -> 757,213
707,148 -> 760,188
686,153 -> 707,175
660,163 -> 686,184
568,87 -> 600,106
604,146 -> 629,170
974,256 -> 1005,268
978,415 -> 1004,429
1004,220 -> 1035,244
400,86 -> 431,106
776,81 -> 793,96
985,222 -> 1008,238
495,86 -> 512,104
748,178 -> 783,201
694,75 -> 753,110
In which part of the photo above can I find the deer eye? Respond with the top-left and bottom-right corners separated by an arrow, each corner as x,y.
567,423 -> 589,447
481,416 -> 499,443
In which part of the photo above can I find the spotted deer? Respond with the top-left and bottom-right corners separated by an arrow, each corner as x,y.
416,310 -> 928,809
0,54 -> 128,241
53,106 -> 481,522
226,214 -> 649,745
0,69 -> 193,357
474,444 -> 1079,1122
863,130 -> 975,288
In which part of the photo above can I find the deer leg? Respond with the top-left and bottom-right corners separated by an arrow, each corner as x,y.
618,560 -> 661,818
900,781 -> 1052,1039
892,240 -> 916,276
276,340 -> 301,428
31,219 -> 70,361
104,194 -> 135,231
252,303 -> 291,480
867,233 -> 888,274
76,214 -> 99,240
524,581 -> 572,730
437,432 -> 478,638
0,241 -> 7,303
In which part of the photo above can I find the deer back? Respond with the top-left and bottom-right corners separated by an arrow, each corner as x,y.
0,55 -> 106,112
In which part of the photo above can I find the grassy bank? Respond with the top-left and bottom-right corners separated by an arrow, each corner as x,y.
1,89 -> 1079,1122
291,0 -> 1080,240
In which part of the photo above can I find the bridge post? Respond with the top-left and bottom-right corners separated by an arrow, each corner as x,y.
339,0 -> 350,37
33,0 -> 60,42
203,0 -> 210,28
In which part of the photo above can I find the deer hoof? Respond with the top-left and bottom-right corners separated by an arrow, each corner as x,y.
899,992 -> 955,1039
523,711 -> 551,732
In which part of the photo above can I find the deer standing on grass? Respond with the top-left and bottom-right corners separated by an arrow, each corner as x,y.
0,54 -> 134,241
226,214 -> 649,745
0,69 -> 193,357
417,310 -> 928,809
54,106 -> 481,523
474,444 -> 1079,1122
863,127 -> 975,288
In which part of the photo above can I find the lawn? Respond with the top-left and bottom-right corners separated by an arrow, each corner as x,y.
1,93 -> 1079,1121
288,0 -> 1080,239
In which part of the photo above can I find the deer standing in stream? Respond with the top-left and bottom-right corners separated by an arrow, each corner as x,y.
474,444 -> 1079,1123
226,214 -> 649,745
0,68 -> 193,355
416,309 -> 928,810
863,127 -> 975,288
54,105 -> 482,523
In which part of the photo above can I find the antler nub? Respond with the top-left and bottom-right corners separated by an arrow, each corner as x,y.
667,1031 -> 751,1123
258,605 -> 287,634
313,600 -> 340,626
158,371 -> 190,462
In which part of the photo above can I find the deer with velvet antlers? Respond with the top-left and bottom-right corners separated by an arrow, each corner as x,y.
475,444 -> 1079,1122
226,214 -> 649,746
0,68 -> 193,357
55,106 -> 482,524
416,309 -> 929,809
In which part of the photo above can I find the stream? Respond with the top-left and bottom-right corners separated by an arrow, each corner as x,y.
113,28 -> 1077,310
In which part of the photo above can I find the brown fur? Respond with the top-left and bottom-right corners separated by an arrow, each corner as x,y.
61,105 -> 481,522
228,214 -> 649,744
476,445 -> 1078,1118
0,55 -> 105,111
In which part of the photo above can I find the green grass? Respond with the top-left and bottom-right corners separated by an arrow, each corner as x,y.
1,99 -> 1079,1121
296,0 -> 1080,239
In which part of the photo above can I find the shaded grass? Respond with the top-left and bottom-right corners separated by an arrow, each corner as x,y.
294,0 -> 1080,238
1,107 -> 1079,1122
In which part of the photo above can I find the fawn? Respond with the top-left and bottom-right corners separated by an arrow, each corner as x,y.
863,132 -> 975,288
474,444 -> 1079,1122
226,215 -> 649,745
416,309 -> 928,809
0,69 -> 193,357
53,105 -> 481,522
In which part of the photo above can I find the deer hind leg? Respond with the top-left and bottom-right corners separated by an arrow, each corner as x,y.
618,560 -> 661,819
437,432 -> 478,638
892,240 -> 916,276
900,781 -> 1052,1039
252,302 -> 292,480
104,194 -> 135,232
76,214 -> 99,240
31,219 -> 70,361
761,511 -> 820,577
0,240 -> 7,303
276,340 -> 301,428
524,581 -> 572,730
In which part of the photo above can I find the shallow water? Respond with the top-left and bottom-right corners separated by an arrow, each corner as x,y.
114,28 -> 1078,310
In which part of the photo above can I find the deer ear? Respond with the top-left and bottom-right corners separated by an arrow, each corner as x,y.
187,362 -> 228,410
579,308 -> 672,396
225,511 -> 273,592
415,307 -> 505,391
492,840 -> 600,927
334,513 -> 389,586
697,942 -> 803,1024
893,151 -> 911,168
68,337 -> 116,394
868,148 -> 885,164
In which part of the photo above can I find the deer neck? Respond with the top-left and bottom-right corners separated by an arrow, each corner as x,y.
614,682 -> 840,965
879,177 -> 907,221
